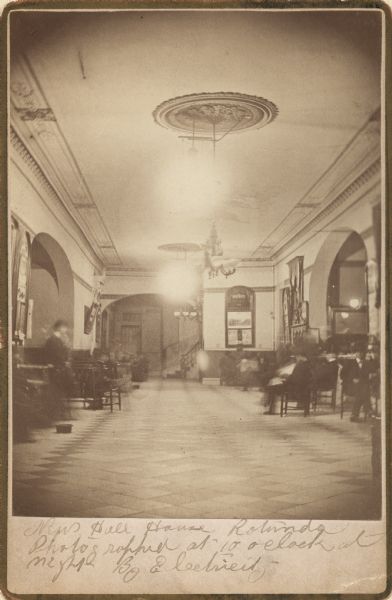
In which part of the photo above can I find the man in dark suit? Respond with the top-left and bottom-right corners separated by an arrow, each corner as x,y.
286,353 -> 313,416
341,351 -> 374,422
45,320 -> 71,365
45,320 -> 72,418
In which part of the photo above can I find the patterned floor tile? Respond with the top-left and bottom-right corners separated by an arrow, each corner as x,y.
13,379 -> 381,519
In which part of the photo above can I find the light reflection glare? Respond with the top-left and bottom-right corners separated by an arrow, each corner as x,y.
349,298 -> 361,309
158,262 -> 199,303
158,151 -> 229,215
196,349 -> 209,372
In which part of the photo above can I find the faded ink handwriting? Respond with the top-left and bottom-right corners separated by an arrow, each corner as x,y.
22,518 -> 385,585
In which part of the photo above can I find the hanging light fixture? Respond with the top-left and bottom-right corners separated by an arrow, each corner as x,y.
203,222 -> 237,279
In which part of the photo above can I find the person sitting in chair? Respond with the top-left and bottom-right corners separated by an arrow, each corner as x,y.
285,352 -> 312,416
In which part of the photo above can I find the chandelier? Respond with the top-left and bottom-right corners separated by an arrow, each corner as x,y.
203,222 -> 237,279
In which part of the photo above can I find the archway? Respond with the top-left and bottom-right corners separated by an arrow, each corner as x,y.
100,294 -> 200,377
26,233 -> 74,348
309,229 -> 368,343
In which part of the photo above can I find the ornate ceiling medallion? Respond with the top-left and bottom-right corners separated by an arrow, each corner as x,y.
153,92 -> 278,138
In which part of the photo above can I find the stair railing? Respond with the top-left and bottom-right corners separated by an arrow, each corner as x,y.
162,340 -> 180,373
180,340 -> 201,376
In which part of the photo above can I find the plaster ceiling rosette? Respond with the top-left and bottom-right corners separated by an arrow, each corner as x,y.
153,92 -> 278,137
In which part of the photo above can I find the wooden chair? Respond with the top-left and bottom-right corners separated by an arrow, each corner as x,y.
72,362 -> 121,412
312,385 -> 337,413
311,361 -> 339,414
101,377 -> 122,412
99,362 -> 122,412
280,387 -> 310,417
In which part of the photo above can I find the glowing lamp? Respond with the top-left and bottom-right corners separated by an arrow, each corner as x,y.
349,298 -> 361,309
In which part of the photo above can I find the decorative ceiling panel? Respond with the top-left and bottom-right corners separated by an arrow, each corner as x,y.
10,55 -> 121,266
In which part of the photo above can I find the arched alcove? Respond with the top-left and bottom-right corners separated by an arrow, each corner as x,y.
100,293 -> 200,376
309,229 -> 368,340
27,233 -> 74,347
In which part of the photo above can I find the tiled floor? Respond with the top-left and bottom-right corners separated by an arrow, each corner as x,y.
13,379 -> 381,519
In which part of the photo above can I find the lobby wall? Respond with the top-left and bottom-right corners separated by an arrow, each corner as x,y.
10,155 -> 101,351
203,264 -> 275,352
273,187 -> 381,345
101,271 -> 161,303
201,264 -> 275,378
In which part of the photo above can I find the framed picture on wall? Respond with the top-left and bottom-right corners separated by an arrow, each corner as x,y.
227,311 -> 252,329
241,329 -> 253,345
226,286 -> 255,347
227,328 -> 239,345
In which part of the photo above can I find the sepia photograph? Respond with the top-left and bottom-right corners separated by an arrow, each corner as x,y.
9,7 -> 384,529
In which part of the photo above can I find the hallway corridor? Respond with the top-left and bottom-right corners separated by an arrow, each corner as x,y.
13,379 -> 380,520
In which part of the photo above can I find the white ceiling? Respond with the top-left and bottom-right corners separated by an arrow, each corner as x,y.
11,10 -> 382,269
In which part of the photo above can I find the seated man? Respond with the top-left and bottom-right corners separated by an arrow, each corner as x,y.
264,357 -> 296,414
313,355 -> 339,389
285,353 -> 313,416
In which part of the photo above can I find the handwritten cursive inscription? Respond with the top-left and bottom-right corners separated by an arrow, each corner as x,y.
21,518 -> 385,586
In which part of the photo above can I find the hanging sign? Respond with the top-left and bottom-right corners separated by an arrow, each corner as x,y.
84,276 -> 104,335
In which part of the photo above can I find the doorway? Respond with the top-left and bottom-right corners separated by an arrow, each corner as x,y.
99,294 -> 200,377
26,232 -> 74,349
120,325 -> 141,356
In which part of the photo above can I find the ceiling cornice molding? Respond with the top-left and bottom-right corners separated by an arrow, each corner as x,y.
252,110 -> 381,260
10,54 -> 121,267
271,158 -> 380,261
270,155 -> 381,259
10,128 -> 104,272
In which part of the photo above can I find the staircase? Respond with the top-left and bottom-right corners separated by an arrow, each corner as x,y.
164,340 -> 201,380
